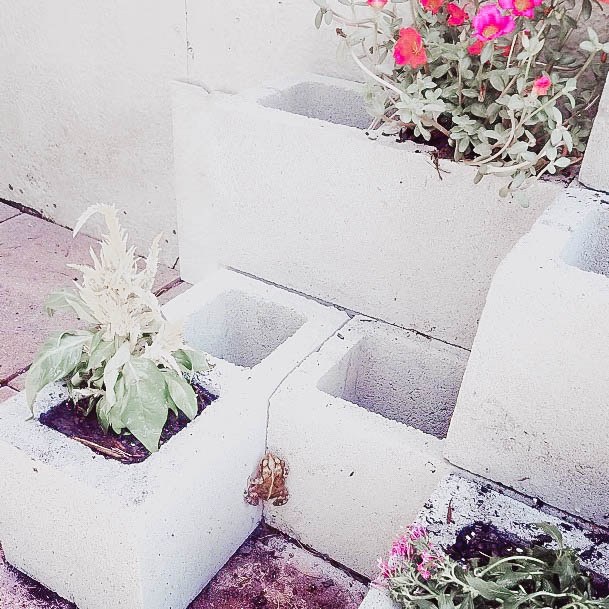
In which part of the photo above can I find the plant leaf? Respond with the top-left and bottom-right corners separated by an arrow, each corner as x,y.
163,371 -> 197,420
122,357 -> 168,453
26,332 -> 92,408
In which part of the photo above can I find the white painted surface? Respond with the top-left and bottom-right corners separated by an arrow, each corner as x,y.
0,269 -> 347,609
580,75 -> 609,193
173,75 -> 561,349
359,588 -> 399,609
0,2 -> 364,265
265,317 -> 466,578
445,188 -> 609,526
0,1 -> 186,265
185,1 -> 364,92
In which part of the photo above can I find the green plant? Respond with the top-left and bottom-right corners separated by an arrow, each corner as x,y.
26,205 -> 210,453
380,523 -> 609,609
315,0 -> 609,194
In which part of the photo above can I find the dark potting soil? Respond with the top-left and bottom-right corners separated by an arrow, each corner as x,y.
387,126 -> 582,182
39,383 -> 217,465
447,521 -> 609,597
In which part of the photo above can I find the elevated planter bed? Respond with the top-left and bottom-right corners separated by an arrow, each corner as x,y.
265,316 -> 468,578
358,473 -> 609,609
445,187 -> 609,526
172,74 -> 565,350
0,269 -> 347,609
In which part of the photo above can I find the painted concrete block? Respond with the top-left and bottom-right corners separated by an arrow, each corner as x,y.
266,317 -> 469,578
418,474 -> 609,580
173,75 -> 563,350
445,187 -> 609,526
359,588 -> 399,609
580,75 -> 609,193
0,269 -> 347,609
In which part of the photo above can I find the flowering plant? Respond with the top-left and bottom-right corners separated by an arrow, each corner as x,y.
314,0 -> 609,194
378,523 -> 609,609
26,206 -> 210,453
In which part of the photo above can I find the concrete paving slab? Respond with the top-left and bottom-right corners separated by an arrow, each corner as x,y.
0,386 -> 17,403
0,204 -> 20,224
0,213 -> 179,384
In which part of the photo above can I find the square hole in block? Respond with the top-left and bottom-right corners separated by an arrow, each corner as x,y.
183,290 -> 306,368
259,82 -> 371,130
562,204 -> 609,277
317,334 -> 467,439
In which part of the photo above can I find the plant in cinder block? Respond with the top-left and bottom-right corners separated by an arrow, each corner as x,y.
378,522 -> 609,609
26,205 -> 210,455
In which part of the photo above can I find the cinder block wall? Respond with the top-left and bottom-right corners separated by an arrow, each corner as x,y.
0,0 -> 358,265
1,2 -> 607,265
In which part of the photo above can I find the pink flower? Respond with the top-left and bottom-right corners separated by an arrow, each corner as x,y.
532,75 -> 551,95
367,0 -> 389,8
498,0 -> 542,18
417,564 -> 432,580
447,3 -> 468,25
378,558 -> 395,579
393,28 -> 428,68
420,0 -> 444,13
472,4 -> 515,41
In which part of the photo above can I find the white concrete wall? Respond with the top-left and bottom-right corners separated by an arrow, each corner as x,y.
0,1 -> 357,265
0,1 -> 186,265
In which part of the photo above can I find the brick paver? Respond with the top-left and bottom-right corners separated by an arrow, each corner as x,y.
0,203 -> 20,224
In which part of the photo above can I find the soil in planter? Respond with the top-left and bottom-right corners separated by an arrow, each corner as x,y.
386,126 -> 582,183
447,521 -> 609,597
39,383 -> 217,465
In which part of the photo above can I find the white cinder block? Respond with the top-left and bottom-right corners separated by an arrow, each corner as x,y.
445,188 -> 609,526
580,76 -> 609,194
266,317 -> 469,578
359,588 -> 399,609
173,74 -> 563,350
418,474 -> 609,579
0,269 -> 347,609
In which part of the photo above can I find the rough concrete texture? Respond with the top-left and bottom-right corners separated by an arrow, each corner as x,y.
580,63 -> 609,193
266,317 -> 459,578
0,386 -> 17,403
359,588 -> 399,609
0,269 -> 347,609
0,527 -> 367,609
0,546 -> 74,609
445,187 -> 609,526
192,526 -> 367,609
0,211 -> 179,383
0,203 -> 20,224
417,474 -> 609,579
173,75 -> 563,350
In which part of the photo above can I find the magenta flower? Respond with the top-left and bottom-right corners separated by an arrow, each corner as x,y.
368,0 -> 389,7
472,4 -> 516,41
498,0 -> 542,18
532,75 -> 551,95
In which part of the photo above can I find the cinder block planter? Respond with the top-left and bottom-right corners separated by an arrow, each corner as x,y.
445,187 -> 609,526
266,317 -> 468,578
358,471 -> 609,609
0,269 -> 347,609
172,74 -> 563,350
419,474 -> 609,578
